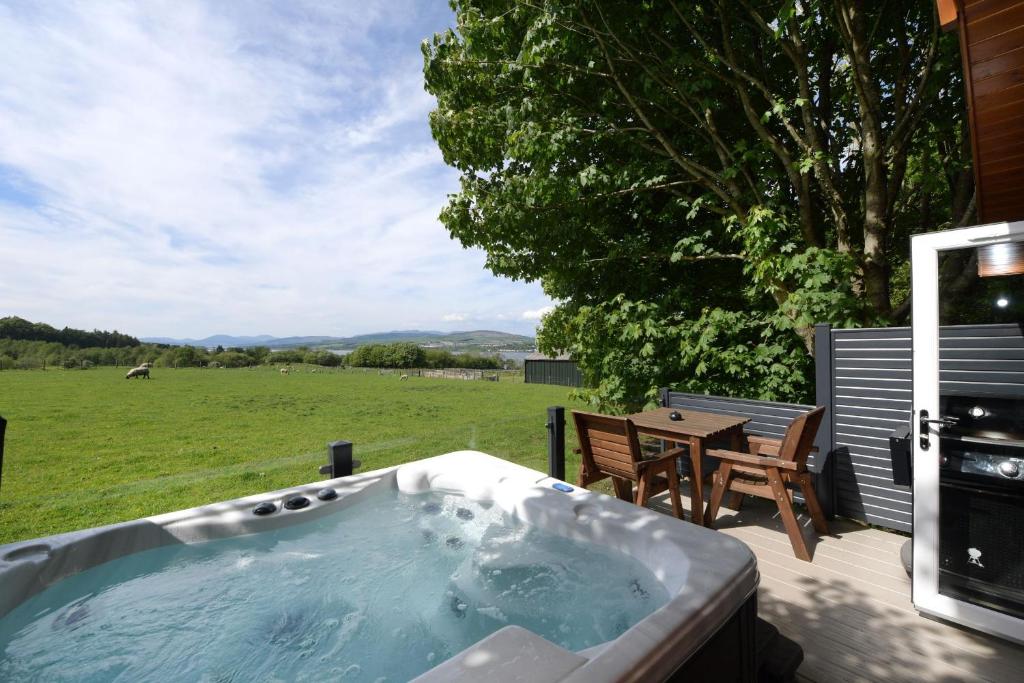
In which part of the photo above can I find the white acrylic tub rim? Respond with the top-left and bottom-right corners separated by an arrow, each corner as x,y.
0,451 -> 758,683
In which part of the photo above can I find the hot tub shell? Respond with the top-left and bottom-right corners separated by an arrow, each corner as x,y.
0,451 -> 758,682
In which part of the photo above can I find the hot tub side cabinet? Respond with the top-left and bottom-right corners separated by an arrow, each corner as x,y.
665,592 -> 757,682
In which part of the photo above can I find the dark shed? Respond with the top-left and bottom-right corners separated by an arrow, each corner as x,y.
524,353 -> 583,387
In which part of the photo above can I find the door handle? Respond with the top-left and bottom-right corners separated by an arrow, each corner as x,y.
921,417 -> 959,427
918,410 -> 959,450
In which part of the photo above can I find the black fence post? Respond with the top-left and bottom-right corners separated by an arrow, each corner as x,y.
319,440 -> 357,479
813,323 -> 836,519
0,415 -> 5,494
659,386 -> 671,408
546,406 -> 566,481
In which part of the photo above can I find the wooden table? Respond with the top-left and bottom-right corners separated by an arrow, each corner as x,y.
625,407 -> 749,527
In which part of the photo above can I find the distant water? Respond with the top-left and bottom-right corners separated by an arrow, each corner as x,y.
0,489 -> 666,682
495,350 -> 532,364
322,349 -> 531,364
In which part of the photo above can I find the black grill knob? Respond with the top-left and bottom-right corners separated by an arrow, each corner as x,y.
997,461 -> 1020,478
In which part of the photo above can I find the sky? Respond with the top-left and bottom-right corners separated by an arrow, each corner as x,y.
0,0 -> 554,339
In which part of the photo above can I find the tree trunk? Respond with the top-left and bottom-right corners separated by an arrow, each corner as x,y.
841,0 -> 892,317
862,111 -> 892,316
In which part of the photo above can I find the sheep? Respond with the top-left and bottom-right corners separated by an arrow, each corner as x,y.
280,367 -> 290,375
400,374 -> 409,381
125,366 -> 150,379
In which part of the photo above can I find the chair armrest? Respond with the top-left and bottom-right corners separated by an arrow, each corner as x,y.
707,448 -> 800,471
640,446 -> 688,465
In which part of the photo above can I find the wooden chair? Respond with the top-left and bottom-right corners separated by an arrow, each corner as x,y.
703,406 -> 828,561
572,410 -> 686,519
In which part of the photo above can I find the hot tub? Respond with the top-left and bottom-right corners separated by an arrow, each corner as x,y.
0,451 -> 758,682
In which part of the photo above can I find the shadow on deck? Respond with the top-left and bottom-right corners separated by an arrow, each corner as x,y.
645,484 -> 1024,683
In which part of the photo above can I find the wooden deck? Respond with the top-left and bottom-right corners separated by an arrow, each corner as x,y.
646,486 -> 1024,683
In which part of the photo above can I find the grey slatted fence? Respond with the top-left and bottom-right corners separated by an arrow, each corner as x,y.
821,322 -> 1024,533
825,325 -> 913,532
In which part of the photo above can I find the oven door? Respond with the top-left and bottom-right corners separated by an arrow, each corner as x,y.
911,220 -> 1024,645
939,466 -> 1024,620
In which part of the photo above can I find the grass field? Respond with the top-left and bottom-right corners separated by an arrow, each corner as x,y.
0,366 -> 585,544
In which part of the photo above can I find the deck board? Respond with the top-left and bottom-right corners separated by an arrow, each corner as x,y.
646,485 -> 1024,682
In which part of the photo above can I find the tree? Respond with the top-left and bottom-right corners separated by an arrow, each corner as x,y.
348,343 -> 426,368
248,346 -> 271,364
268,349 -> 304,364
173,345 -> 203,368
424,1 -> 968,407
211,351 -> 251,368
0,316 -> 141,348
303,350 -> 344,367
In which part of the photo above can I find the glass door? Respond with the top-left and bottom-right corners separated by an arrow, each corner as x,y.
910,220 -> 1024,643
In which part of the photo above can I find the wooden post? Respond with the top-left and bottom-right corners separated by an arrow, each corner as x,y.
546,406 -> 566,481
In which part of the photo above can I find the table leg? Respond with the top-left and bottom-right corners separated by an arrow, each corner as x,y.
726,428 -> 745,512
688,435 -> 705,526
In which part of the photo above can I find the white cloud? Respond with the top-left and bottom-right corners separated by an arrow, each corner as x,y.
0,0 -> 553,338
521,306 -> 555,320
441,313 -> 466,322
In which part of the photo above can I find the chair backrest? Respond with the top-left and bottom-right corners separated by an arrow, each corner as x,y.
777,406 -> 826,469
572,410 -> 643,481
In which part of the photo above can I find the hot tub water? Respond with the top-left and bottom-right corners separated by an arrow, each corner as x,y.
0,488 -> 668,682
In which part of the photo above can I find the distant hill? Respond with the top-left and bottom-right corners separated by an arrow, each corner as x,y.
140,330 -> 535,351
318,330 -> 535,350
425,330 -> 534,346
140,334 -> 277,347
328,330 -> 444,346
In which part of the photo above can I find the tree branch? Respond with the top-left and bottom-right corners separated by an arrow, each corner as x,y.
578,7 -> 743,216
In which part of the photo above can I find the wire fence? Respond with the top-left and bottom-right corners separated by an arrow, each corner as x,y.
0,374 -> 577,544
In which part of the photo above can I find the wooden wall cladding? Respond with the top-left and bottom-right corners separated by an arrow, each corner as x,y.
958,0 -> 1024,223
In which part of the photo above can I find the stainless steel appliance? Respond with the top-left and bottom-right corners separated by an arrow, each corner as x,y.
935,393 -> 1024,620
